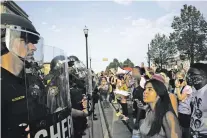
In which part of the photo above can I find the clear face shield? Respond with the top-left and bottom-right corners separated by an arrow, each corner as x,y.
25,45 -> 73,138
2,25 -> 44,68
44,45 -> 72,112
72,60 -> 87,79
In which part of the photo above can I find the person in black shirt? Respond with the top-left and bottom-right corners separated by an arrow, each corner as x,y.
140,62 -> 146,75
1,13 -> 44,138
131,66 -> 146,129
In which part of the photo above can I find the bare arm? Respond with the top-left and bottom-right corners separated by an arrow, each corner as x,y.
163,111 -> 182,138
175,87 -> 188,101
169,93 -> 178,116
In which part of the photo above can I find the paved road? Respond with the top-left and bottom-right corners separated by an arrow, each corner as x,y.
83,100 -> 133,138
100,101 -> 132,138
83,103 -> 104,138
111,101 -> 134,132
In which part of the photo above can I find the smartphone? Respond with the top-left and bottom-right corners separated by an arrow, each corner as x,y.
179,79 -> 184,84
134,99 -> 146,105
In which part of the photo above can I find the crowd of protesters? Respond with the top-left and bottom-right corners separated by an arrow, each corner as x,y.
96,62 -> 207,138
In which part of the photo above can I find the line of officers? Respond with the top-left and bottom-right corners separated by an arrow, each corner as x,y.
1,13 -> 98,138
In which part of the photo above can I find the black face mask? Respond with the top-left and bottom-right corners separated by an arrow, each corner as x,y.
179,79 -> 184,84
186,72 -> 205,88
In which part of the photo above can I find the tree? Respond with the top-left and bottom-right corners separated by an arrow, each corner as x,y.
106,58 -> 121,70
105,58 -> 134,70
149,33 -> 177,69
170,4 -> 207,64
119,62 -> 123,68
123,58 -> 134,68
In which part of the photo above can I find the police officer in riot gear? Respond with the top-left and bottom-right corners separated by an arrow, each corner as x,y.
45,55 -> 88,116
45,55 -> 70,113
1,13 -> 44,138
39,51 -> 74,138
68,55 -> 87,91
68,56 -> 89,138
25,61 -> 48,121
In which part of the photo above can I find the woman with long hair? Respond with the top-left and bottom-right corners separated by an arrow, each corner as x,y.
98,77 -> 109,108
117,75 -> 129,120
175,72 -> 192,138
158,73 -> 178,116
139,79 -> 182,138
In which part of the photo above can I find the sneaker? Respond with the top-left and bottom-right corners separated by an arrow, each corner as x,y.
122,116 -> 129,121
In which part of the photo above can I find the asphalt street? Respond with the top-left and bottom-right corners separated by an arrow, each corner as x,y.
83,100 -> 132,138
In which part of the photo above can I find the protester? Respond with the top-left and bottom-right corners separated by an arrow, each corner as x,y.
118,75 -> 130,120
131,66 -> 146,124
98,77 -> 109,108
140,62 -> 146,75
168,70 -> 176,93
175,71 -> 193,138
109,72 -> 117,103
152,74 -> 178,116
96,62 -> 207,138
138,79 -> 182,138
160,72 -> 170,90
186,63 -> 207,138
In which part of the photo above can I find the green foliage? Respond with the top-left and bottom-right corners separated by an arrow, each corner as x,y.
170,4 -> 207,64
106,58 -> 134,70
149,33 -> 177,69
123,58 -> 134,68
106,58 -> 120,71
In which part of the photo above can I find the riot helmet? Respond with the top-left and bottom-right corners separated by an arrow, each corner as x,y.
68,55 -> 79,67
1,13 -> 43,66
68,55 -> 87,79
50,55 -> 67,73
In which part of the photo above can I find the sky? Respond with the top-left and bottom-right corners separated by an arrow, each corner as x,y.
15,0 -> 207,72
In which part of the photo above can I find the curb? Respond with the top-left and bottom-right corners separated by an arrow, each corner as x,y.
98,101 -> 112,138
110,102 -> 133,133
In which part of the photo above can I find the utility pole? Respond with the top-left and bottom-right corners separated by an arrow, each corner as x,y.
148,44 -> 151,68
90,57 -> 92,68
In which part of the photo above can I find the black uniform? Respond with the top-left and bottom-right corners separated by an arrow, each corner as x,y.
1,67 -> 28,138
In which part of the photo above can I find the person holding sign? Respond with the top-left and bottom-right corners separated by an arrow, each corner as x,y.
116,75 -> 130,121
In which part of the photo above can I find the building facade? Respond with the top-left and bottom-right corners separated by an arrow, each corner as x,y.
166,56 -> 190,71
1,0 -> 29,20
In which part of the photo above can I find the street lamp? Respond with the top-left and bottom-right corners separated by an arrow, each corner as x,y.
83,26 -> 94,138
83,25 -> 89,69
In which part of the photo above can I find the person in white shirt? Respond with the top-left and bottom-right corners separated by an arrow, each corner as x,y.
186,63 -> 207,138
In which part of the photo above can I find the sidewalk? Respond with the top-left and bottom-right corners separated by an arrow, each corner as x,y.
100,101 -> 132,138
83,100 -> 133,138
110,101 -> 134,133
83,103 -> 104,138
